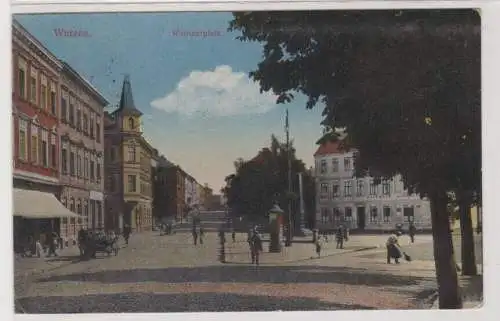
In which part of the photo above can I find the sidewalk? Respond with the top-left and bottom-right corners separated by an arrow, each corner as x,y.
225,234 -> 432,265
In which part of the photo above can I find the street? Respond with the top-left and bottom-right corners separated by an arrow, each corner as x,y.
14,231 -> 455,313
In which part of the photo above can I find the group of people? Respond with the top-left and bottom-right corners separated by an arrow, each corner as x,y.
315,226 -> 350,257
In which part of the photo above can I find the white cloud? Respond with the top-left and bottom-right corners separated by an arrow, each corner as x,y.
150,65 -> 278,117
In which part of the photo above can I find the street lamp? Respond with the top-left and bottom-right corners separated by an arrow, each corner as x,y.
269,203 -> 284,253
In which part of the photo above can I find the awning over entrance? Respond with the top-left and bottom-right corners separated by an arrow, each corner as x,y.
13,188 -> 80,219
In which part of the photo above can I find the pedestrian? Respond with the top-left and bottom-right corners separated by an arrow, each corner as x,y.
218,227 -> 226,263
46,231 -> 58,257
232,229 -> 236,243
192,226 -> 198,245
335,227 -> 344,249
199,226 -> 204,245
78,227 -> 86,256
123,224 -> 131,245
386,232 -> 403,264
344,227 -> 350,242
250,227 -> 263,265
315,236 -> 323,258
408,222 -> 416,243
35,238 -> 44,258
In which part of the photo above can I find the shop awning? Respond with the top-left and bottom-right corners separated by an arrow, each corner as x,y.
13,188 -> 80,219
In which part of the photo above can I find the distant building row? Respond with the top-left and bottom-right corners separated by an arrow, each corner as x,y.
313,140 -> 432,231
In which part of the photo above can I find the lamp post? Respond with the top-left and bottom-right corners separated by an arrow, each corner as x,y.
285,109 -> 293,247
269,203 -> 284,253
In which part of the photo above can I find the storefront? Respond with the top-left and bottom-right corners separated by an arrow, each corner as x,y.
13,188 -> 80,253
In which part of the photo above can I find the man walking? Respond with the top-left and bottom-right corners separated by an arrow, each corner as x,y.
249,227 -> 263,265
335,226 -> 344,249
408,222 -> 416,243
123,224 -> 131,245
199,226 -> 204,245
46,231 -> 58,257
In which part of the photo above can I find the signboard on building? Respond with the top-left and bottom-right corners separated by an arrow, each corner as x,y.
90,191 -> 103,201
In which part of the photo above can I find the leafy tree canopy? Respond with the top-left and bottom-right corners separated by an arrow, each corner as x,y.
229,9 -> 480,198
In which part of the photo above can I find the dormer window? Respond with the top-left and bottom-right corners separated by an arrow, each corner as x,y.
129,117 -> 135,130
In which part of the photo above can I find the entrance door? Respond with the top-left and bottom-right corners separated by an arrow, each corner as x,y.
357,206 -> 366,230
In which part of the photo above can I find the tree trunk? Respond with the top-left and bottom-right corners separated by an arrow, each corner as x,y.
430,192 -> 463,309
457,191 -> 477,276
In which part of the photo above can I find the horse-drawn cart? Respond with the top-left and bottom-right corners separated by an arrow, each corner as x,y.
79,231 -> 119,258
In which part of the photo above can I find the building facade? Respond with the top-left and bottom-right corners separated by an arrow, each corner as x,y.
314,140 -> 432,231
164,165 -> 187,221
58,62 -> 108,243
12,21 -> 64,250
185,175 -> 198,209
104,75 -> 154,232
12,20 -> 61,195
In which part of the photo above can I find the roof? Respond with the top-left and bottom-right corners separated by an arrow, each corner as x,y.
60,61 -> 109,106
115,75 -> 142,116
314,140 -> 346,156
13,188 -> 79,219
12,19 -> 63,70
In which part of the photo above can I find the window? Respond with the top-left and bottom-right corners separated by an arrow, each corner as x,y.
332,182 -> 340,198
61,97 -> 67,121
382,180 -> 391,195
90,114 -> 95,138
30,76 -> 36,103
69,102 -> 75,125
76,109 -> 82,130
344,180 -> 353,197
320,183 -> 328,199
70,198 -> 75,211
383,206 -> 391,222
84,156 -> 88,178
77,200 -> 82,224
90,160 -> 95,180
40,84 -> 47,109
128,117 -> 135,129
128,145 -> 136,162
41,131 -> 48,167
344,157 -> 352,171
320,160 -> 327,174
30,129 -> 38,164
96,160 -> 101,181
18,119 -> 27,160
50,91 -> 56,115
51,136 -> 57,167
61,147 -> 68,174
345,207 -> 353,220
128,175 -> 137,192
96,122 -> 101,143
356,180 -> 364,196
333,208 -> 341,221
332,158 -> 339,172
77,154 -> 82,177
369,180 -> 377,196
321,208 -> 329,223
370,207 -> 378,222
70,151 -> 75,176
83,113 -> 88,134
18,68 -> 26,98
403,207 -> 415,222
96,202 -> 102,228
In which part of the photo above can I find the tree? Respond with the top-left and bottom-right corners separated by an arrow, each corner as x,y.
229,9 -> 480,308
223,135 -> 315,227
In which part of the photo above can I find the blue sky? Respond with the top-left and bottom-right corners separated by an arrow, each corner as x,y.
15,12 -> 324,191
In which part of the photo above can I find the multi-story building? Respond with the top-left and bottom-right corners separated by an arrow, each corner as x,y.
314,140 -> 432,231
163,165 -> 187,221
12,20 -> 66,249
185,175 -> 197,210
153,155 -> 174,222
104,75 -> 154,232
58,62 -> 108,243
